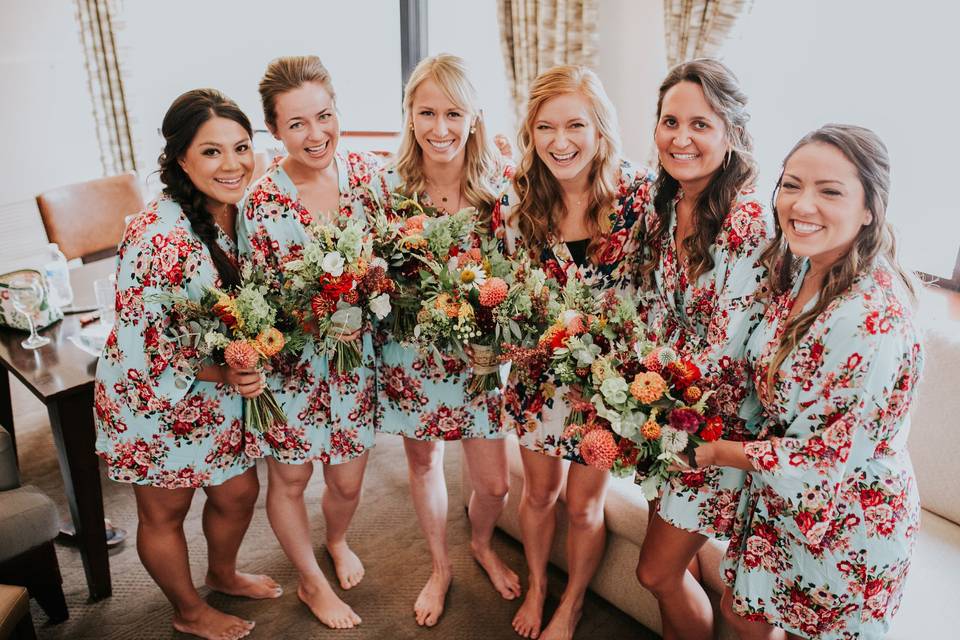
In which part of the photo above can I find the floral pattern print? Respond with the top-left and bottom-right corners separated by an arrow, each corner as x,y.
721,259 -> 923,639
94,197 -> 252,488
238,152 -> 381,464
641,189 -> 773,538
495,161 -> 657,462
372,165 -> 512,440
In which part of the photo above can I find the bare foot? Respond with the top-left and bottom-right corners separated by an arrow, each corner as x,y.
414,568 -> 452,627
205,571 -> 283,599
172,603 -> 254,640
327,540 -> 365,590
539,599 -> 583,640
472,540 -> 521,600
297,578 -> 362,629
512,583 -> 546,639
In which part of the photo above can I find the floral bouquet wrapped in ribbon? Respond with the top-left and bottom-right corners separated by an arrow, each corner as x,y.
370,194 -> 477,341
282,216 -> 395,371
152,265 -> 307,434
413,236 -> 555,394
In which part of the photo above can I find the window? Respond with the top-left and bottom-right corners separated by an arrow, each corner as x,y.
115,0 -> 403,177
722,1 -> 960,284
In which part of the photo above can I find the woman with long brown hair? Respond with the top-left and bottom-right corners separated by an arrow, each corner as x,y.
697,124 -> 923,639
497,64 -> 655,640
633,58 -> 772,640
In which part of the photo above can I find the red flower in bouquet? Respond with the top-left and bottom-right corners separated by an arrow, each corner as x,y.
700,415 -> 724,442
669,407 -> 703,434
666,359 -> 701,389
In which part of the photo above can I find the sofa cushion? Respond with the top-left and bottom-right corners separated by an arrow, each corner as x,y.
908,328 -> 960,525
0,484 -> 59,562
887,508 -> 960,638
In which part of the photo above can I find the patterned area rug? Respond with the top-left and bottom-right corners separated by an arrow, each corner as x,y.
10,381 -> 651,639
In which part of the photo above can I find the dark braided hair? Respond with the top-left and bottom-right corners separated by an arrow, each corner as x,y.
157,88 -> 251,288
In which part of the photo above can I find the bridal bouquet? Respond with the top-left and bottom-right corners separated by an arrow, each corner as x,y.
370,194 -> 476,341
153,265 -> 306,434
282,216 -> 395,371
412,238 -> 555,394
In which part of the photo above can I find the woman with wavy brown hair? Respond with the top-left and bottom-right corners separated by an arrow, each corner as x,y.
633,58 -> 773,640
698,124 -> 923,639
496,64 -> 656,640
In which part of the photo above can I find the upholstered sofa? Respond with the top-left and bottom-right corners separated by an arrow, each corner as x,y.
463,326 -> 960,638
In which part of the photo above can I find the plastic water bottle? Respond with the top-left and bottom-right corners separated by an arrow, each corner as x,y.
43,243 -> 74,308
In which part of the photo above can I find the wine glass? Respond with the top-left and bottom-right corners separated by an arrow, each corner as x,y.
9,274 -> 51,349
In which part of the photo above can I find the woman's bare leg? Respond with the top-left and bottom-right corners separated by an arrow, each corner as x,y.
265,458 -> 360,629
133,484 -> 254,640
636,512 -> 712,640
322,452 -> 369,590
511,448 -> 564,639
539,462 -> 609,640
203,467 -> 282,599
461,437 -> 521,600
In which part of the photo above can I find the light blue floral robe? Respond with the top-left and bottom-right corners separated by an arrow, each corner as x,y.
95,197 -> 252,488
371,165 -> 512,441
640,188 -> 773,538
721,259 -> 923,640
238,152 -> 381,465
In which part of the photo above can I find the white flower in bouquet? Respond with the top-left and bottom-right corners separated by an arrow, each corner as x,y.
330,304 -> 362,334
204,331 -> 231,350
369,292 -> 392,320
600,376 -> 629,405
457,263 -> 487,288
660,426 -> 689,454
336,222 -> 364,262
370,256 -> 388,271
302,241 -> 325,267
321,251 -> 345,277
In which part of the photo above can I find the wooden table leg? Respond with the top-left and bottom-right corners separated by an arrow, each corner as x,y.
47,387 -> 111,600
0,367 -> 15,461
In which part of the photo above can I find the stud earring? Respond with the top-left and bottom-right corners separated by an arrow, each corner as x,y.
409,123 -> 414,131
470,126 -> 476,134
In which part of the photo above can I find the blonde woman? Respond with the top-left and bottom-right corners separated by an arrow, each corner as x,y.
496,65 -> 655,640
373,53 -> 520,627
238,56 -> 381,630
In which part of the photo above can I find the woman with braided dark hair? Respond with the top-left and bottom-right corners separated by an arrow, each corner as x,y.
95,88 -> 281,640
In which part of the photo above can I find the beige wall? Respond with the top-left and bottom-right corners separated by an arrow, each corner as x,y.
596,0 -> 667,166
0,0 -> 102,204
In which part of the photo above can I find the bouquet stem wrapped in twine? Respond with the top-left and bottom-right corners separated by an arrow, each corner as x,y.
467,343 -> 502,394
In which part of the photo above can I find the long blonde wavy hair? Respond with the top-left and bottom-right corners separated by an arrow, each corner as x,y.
512,65 -> 623,263
393,54 -> 499,228
763,124 -> 918,386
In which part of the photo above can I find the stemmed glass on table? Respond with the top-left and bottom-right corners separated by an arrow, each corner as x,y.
9,273 -> 51,349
